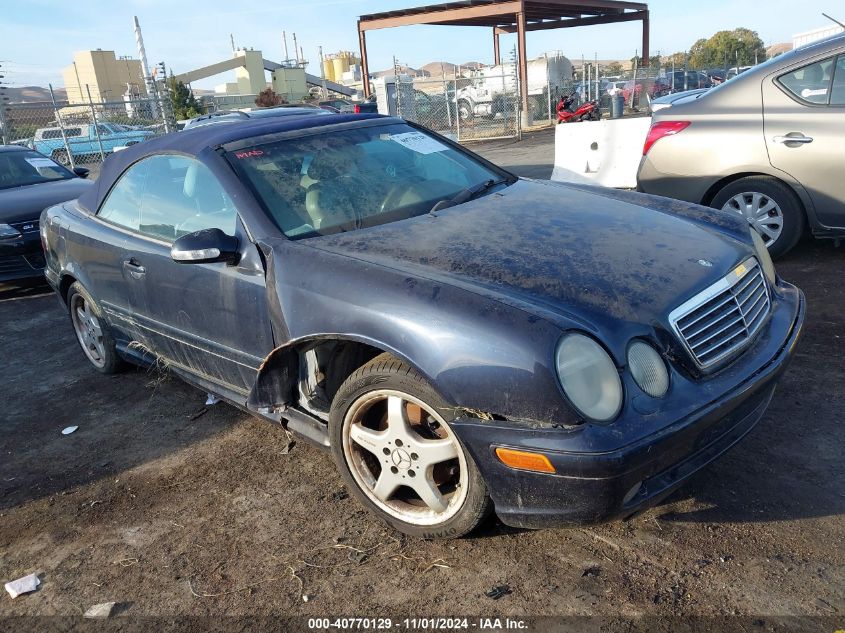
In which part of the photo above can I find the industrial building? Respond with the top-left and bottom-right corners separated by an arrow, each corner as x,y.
62,50 -> 147,103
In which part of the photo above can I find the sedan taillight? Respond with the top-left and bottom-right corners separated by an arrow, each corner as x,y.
353,104 -> 361,114
643,121 -> 690,156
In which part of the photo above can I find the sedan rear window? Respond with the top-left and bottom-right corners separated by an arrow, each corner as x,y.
226,123 -> 509,239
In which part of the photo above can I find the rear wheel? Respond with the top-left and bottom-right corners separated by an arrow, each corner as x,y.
68,282 -> 124,374
711,176 -> 805,259
329,354 -> 492,539
51,149 -> 70,166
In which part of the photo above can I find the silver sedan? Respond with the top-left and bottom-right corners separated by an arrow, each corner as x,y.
638,33 -> 845,258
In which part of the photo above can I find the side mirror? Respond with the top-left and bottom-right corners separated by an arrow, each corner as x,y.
171,228 -> 240,265
73,167 -> 90,179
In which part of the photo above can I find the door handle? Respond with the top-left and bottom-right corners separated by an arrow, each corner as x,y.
123,258 -> 146,278
773,134 -> 813,145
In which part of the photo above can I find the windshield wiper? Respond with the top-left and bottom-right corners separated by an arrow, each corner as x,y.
430,179 -> 505,213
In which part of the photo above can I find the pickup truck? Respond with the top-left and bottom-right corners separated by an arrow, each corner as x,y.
31,122 -> 155,165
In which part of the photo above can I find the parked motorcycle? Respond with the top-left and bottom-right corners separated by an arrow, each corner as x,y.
556,94 -> 601,123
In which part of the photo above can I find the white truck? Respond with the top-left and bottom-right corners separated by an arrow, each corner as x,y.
455,53 -> 573,121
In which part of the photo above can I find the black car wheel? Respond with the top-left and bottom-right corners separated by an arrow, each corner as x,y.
67,282 -> 125,374
711,176 -> 806,259
329,353 -> 492,539
51,149 -> 70,166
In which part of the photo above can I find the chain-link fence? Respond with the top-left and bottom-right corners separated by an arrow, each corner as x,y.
1,89 -> 175,176
393,69 -> 522,142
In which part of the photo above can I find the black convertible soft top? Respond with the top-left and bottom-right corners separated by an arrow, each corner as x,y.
77,113 -> 387,213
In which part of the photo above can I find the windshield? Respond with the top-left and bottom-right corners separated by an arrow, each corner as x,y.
0,150 -> 74,190
227,122 -> 511,238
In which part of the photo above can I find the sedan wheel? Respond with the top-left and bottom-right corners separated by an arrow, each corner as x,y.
711,176 -> 806,259
720,192 -> 784,246
330,354 -> 492,538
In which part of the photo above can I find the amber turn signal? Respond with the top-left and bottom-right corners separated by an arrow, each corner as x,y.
495,447 -> 556,474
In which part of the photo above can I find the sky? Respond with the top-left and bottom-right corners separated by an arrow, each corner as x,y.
1,0 -> 842,91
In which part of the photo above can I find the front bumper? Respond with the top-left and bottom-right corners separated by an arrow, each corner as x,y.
0,232 -> 45,283
452,284 -> 805,529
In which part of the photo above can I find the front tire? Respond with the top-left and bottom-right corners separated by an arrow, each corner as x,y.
457,100 -> 474,122
68,282 -> 125,374
710,176 -> 805,259
329,354 -> 492,539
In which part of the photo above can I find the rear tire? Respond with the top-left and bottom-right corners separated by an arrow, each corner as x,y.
67,282 -> 125,374
710,176 -> 805,259
329,353 -> 492,539
51,149 -> 70,166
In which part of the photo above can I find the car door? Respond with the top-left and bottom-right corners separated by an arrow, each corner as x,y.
119,154 -> 274,396
763,53 -> 845,228
83,158 -> 148,341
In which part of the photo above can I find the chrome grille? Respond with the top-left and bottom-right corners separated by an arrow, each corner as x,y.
669,258 -> 770,370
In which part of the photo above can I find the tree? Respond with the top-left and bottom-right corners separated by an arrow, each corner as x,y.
167,74 -> 201,120
688,28 -> 767,69
630,55 -> 662,69
666,51 -> 689,67
604,62 -> 623,76
254,87 -> 287,107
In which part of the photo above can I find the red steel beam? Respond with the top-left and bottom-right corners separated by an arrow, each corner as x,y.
359,1 -> 522,30
495,8 -> 647,33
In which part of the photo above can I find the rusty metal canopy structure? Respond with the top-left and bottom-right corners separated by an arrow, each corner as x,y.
357,0 -> 649,115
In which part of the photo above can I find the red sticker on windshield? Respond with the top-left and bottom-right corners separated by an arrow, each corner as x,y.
235,149 -> 264,159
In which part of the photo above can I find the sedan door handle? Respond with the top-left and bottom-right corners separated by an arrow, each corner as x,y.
773,134 -> 814,145
123,258 -> 146,278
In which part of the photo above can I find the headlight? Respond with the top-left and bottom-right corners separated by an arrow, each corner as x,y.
0,223 -> 21,239
555,333 -> 623,422
749,227 -> 776,285
627,340 -> 669,398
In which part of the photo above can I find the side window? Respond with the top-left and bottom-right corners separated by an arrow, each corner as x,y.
778,57 -> 835,104
97,160 -> 148,231
138,155 -> 237,242
831,56 -> 845,105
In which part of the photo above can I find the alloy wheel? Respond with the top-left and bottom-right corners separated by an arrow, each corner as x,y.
70,294 -> 106,368
721,191 -> 784,246
341,389 -> 468,526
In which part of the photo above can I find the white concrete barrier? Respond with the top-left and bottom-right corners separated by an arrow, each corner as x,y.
550,117 -> 652,189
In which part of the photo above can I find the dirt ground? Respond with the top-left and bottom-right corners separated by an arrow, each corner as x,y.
1,135 -> 843,627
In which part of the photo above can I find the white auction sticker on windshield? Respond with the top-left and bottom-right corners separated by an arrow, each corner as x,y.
25,157 -> 59,170
390,132 -> 448,155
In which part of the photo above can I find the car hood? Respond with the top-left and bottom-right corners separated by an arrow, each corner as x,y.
0,178 -> 93,223
306,179 -> 752,328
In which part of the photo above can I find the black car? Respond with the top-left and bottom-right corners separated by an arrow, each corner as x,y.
0,146 -> 91,283
182,105 -> 330,130
42,114 -> 804,538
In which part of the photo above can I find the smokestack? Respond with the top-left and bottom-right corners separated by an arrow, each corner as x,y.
282,31 -> 289,62
230,33 -> 235,52
293,33 -> 299,63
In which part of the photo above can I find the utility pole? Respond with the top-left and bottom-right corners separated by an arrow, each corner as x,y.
318,46 -> 328,98
0,64 -> 9,145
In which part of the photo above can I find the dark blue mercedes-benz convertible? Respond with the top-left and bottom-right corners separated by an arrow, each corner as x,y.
41,113 -> 804,538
